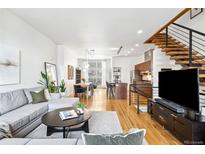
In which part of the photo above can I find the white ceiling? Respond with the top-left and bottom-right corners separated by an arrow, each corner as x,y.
9,8 -> 182,57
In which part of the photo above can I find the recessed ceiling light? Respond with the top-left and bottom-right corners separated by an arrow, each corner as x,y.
128,51 -> 131,54
137,30 -> 143,34
125,54 -> 128,56
135,43 -> 139,47
131,48 -> 134,51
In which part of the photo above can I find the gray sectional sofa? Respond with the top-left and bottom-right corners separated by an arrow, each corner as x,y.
0,87 -> 80,144
0,87 -> 148,145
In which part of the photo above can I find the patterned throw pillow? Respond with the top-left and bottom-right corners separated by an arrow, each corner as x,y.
0,122 -> 12,140
30,90 -> 47,104
82,129 -> 146,145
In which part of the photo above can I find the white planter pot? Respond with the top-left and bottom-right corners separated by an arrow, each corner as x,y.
77,108 -> 84,114
50,93 -> 61,100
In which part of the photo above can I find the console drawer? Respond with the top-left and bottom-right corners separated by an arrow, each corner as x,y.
153,104 -> 172,130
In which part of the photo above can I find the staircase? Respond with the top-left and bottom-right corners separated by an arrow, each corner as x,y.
148,23 -> 205,81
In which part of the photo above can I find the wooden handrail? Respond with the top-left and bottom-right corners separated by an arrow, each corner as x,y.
144,8 -> 191,43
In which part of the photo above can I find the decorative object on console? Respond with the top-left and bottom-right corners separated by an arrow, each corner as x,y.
190,8 -> 203,19
201,106 -> 205,116
0,46 -> 20,85
67,65 -> 74,80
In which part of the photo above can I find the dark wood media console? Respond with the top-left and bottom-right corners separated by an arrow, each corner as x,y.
148,99 -> 205,144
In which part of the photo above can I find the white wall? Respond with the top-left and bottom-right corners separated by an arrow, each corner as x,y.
0,9 -> 57,93
57,45 -> 85,95
112,55 -> 144,84
152,48 -> 182,98
176,10 -> 205,33
152,48 -> 182,87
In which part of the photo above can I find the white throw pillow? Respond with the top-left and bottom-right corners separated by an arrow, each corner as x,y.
44,89 -> 52,101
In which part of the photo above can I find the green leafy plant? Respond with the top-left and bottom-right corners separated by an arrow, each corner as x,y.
48,81 -> 58,93
37,71 -> 58,93
75,102 -> 86,110
81,78 -> 85,83
59,80 -> 66,92
37,71 -> 48,87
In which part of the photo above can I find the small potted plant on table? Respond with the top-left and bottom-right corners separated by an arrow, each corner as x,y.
59,80 -> 66,97
74,102 -> 86,115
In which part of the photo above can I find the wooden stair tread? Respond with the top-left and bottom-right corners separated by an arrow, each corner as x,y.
162,48 -> 189,51
166,52 -> 196,55
154,41 -> 181,45
189,67 -> 205,71
199,74 -> 205,78
157,45 -> 186,48
175,61 -> 205,65
170,55 -> 205,60
152,38 -> 176,41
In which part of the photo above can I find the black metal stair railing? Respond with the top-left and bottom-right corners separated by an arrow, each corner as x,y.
163,23 -> 205,67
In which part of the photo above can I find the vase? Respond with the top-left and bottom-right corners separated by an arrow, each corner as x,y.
77,108 -> 84,115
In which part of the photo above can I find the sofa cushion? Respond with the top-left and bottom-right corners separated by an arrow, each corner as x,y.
24,86 -> 45,103
0,138 -> 31,145
48,97 -> 79,111
26,138 -> 77,145
0,89 -> 28,115
0,103 -> 48,133
0,110 -> 30,132
15,103 -> 48,121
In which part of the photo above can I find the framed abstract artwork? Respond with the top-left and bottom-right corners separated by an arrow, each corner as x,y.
190,8 -> 203,19
68,65 -> 74,80
0,45 -> 21,86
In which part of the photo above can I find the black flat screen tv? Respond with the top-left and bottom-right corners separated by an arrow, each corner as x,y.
159,69 -> 199,112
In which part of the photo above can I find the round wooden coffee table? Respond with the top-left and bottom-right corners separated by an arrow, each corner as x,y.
42,107 -> 92,138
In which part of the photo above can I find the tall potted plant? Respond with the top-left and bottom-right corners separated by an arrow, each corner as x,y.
59,80 -> 66,97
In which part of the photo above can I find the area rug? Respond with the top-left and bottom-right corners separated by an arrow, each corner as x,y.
26,111 -> 123,139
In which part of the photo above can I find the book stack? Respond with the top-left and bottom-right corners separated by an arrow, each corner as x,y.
59,110 -> 78,120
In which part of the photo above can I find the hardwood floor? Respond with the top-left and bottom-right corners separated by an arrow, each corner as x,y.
80,88 -> 181,145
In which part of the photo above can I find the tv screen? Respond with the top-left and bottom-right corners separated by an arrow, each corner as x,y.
159,69 -> 199,111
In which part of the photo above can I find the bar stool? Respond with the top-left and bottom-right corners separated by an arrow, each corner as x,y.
106,82 -> 115,98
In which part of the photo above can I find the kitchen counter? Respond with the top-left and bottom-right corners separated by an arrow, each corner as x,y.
114,83 -> 128,99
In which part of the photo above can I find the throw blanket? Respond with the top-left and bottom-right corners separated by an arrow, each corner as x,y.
0,122 -> 12,139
